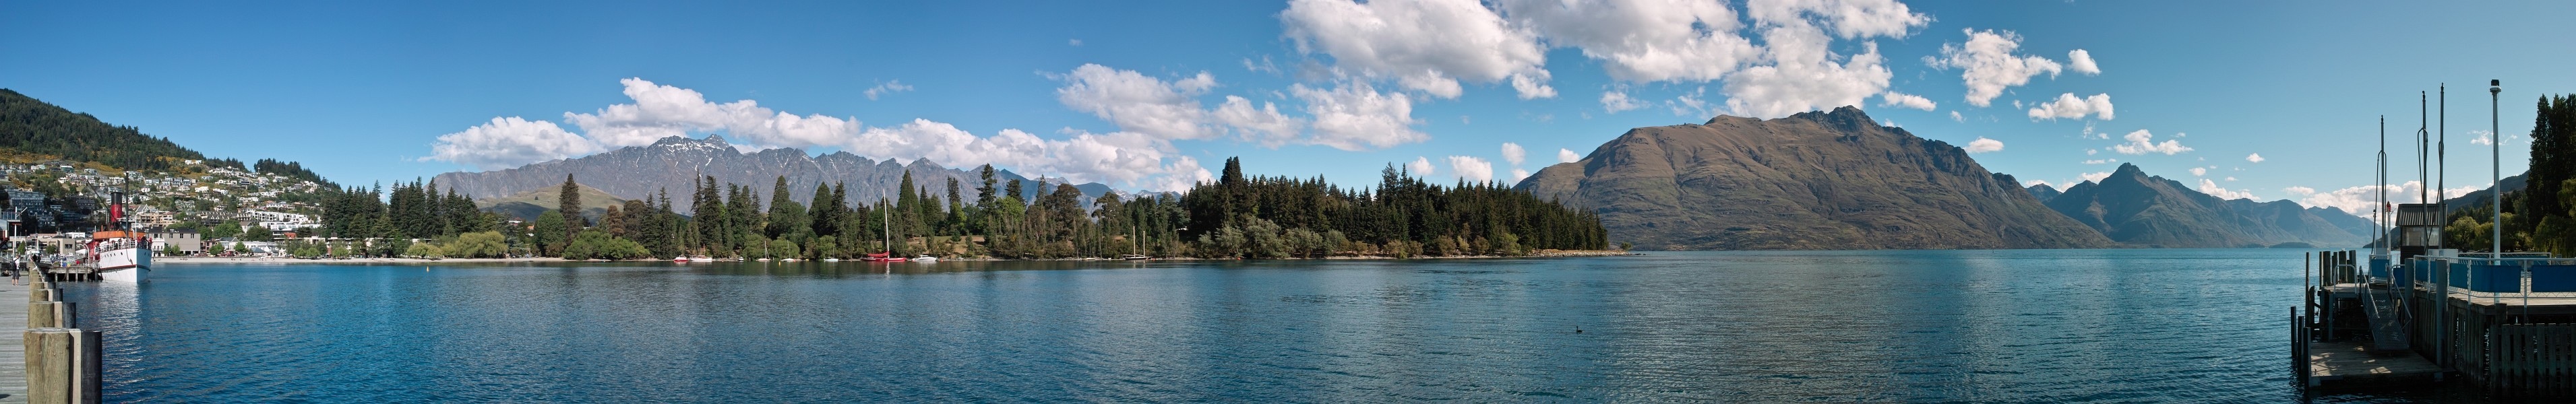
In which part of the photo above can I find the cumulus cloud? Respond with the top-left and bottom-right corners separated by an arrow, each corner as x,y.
2111,129 -> 2191,155
2298,180 -> 2488,223
1510,168 -> 1531,184
2027,93 -> 2114,121
1055,64 -> 1221,140
2283,186 -> 2317,195
2190,167 -> 2208,176
1930,28 -> 2063,107
1878,92 -> 1937,110
2079,171 -> 2112,182
1718,29 -> 1896,119
2197,178 -> 2255,200
1558,147 -> 1581,163
1447,155 -> 1495,182
1501,142 -> 1527,165
1213,96 -> 1306,145
1283,0 -> 1552,99
2083,159 -> 2114,164
1291,81 -> 1428,150
424,117 -> 603,170
2245,153 -> 2265,163
563,78 -> 863,149
1949,110 -> 1963,122
427,77 -> 1212,191
2066,49 -> 2100,75
863,80 -> 913,100
1407,156 -> 1437,176
1496,0 -> 1759,83
1965,137 -> 2003,153
1601,90 -> 1646,113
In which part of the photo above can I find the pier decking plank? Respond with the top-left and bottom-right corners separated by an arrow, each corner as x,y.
2307,341 -> 2440,386
0,281 -> 27,403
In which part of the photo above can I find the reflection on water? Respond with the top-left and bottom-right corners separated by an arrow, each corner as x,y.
47,250 -> 2472,402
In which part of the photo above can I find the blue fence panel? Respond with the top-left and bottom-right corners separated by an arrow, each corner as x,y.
2527,264 -> 2576,293
2468,263 -> 2523,293
2388,259 -> 2412,288
2451,261 -> 2472,290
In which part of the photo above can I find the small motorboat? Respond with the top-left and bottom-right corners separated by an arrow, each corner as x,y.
1121,255 -> 1151,261
912,255 -> 938,263
822,258 -> 842,262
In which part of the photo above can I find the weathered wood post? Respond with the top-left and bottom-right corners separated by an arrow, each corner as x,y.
28,300 -> 73,329
31,287 -> 52,302
71,329 -> 99,404
26,327 -> 69,404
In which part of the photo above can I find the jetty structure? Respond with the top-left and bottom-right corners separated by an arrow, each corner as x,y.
2297,80 -> 2576,396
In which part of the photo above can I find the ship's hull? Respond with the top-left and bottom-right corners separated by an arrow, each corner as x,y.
97,242 -> 149,283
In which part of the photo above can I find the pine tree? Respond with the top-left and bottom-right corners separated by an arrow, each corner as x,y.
559,174 -> 583,241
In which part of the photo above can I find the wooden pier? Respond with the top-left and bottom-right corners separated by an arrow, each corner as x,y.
2300,250 -> 2576,396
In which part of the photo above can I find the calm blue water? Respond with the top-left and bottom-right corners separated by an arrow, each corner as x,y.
50,249 -> 2444,402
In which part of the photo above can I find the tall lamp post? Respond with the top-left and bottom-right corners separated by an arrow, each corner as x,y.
2491,79 -> 2503,259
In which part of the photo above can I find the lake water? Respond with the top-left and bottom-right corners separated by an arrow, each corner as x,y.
54,249 -> 2463,402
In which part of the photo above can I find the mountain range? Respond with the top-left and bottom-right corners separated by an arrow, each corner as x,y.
1519,106 -> 2387,250
431,135 -> 1111,212
1516,106 -> 2116,250
2037,163 -> 2371,248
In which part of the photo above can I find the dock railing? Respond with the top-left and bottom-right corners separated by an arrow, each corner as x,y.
22,270 -> 102,403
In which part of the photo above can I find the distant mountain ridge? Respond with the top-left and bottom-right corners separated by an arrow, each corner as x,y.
1516,106 -> 2114,250
431,135 -> 1113,212
2042,163 -> 2367,248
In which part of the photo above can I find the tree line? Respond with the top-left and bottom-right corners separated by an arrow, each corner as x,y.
2443,94 -> 2576,256
295,157 -> 1607,260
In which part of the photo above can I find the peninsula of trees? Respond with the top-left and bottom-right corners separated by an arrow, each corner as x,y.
303,158 -> 1608,260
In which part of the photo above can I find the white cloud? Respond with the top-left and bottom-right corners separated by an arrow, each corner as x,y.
1291,81 -> 1428,150
1501,142 -> 1527,165
1213,96 -> 1306,146
1930,28 -> 2063,107
433,77 -> 1210,191
863,80 -> 914,100
2197,178 -> 2255,200
2111,129 -> 2191,155
1878,92 -> 1937,110
1283,0 -> 1552,99
1055,64 -> 1220,140
1509,168 -> 1531,184
2083,159 -> 2114,164
1407,156 -> 1437,176
2027,93 -> 2115,121
1496,0 -> 1758,83
1719,32 -> 1895,119
1965,137 -> 2003,153
2283,186 -> 2316,195
1601,90 -> 1646,113
2467,129 -> 2521,145
1069,38 -> 1084,46
564,77 -> 862,149
423,117 -> 603,170
1949,110 -> 1963,122
2245,153 -> 2265,163
2079,171 -> 2112,182
2066,49 -> 2100,75
1558,148 -> 1581,163
2190,167 -> 2207,176
1447,155 -> 1494,182
2298,180 -> 2490,222
2086,149 -> 2098,155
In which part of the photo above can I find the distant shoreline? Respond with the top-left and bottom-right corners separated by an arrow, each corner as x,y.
155,249 -> 1635,265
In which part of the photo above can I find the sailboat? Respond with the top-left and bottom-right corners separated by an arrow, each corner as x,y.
91,187 -> 149,283
862,205 -> 907,262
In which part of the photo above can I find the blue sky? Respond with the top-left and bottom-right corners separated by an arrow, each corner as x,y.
5,1 -> 2571,215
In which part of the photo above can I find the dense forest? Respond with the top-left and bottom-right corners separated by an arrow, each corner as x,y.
297,158 -> 1607,260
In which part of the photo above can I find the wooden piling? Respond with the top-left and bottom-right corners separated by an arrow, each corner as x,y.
26,327 -> 68,404
28,301 -> 72,329
70,329 -> 98,404
31,288 -> 52,302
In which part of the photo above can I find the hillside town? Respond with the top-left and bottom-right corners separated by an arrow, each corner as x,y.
3,158 -> 327,256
